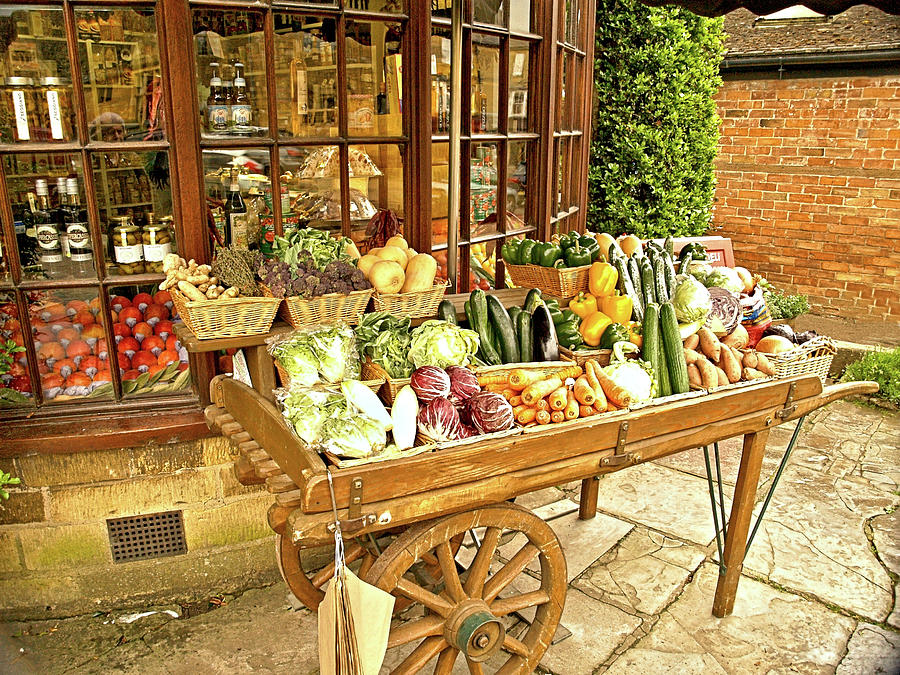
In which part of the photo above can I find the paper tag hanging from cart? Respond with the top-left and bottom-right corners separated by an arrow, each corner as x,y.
318,471 -> 394,675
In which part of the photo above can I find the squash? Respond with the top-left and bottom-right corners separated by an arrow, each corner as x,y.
357,254 -> 380,279
401,254 -> 438,293
385,235 -> 409,250
376,245 -> 409,270
618,234 -> 642,257
405,247 -> 418,262
370,260 -> 405,294
594,232 -> 618,259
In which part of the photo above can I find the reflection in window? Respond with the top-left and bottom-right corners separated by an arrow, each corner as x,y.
0,292 -> 31,408
278,145 -> 344,240
471,35 -> 500,134
203,149 -> 272,251
509,40 -> 530,132
471,143 -> 498,238
508,141 -> 528,226
346,21 -> 404,138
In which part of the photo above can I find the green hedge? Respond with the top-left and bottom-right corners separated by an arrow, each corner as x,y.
587,0 -> 724,239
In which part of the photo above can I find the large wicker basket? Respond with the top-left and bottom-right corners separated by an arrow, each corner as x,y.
277,288 -> 373,328
371,281 -> 449,319
171,291 -> 281,340
505,262 -> 589,297
770,335 -> 837,383
361,357 -> 410,405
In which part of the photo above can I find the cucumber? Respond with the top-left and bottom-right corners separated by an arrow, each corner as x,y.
639,258 -> 656,308
627,256 -> 641,296
664,235 -> 674,259
660,302 -> 689,394
643,303 -> 670,397
614,256 -> 643,321
523,288 -> 543,313
679,252 -> 693,278
517,310 -> 533,363
663,249 -> 677,297
508,306 -> 522,327
653,255 -> 668,303
437,299 -> 458,325
486,293 -> 519,364
470,289 -> 502,365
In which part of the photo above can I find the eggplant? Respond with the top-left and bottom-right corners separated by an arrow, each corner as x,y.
531,304 -> 559,362
763,323 -> 796,343
794,329 -> 818,345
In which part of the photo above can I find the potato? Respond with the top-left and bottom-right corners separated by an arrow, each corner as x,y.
683,333 -> 700,351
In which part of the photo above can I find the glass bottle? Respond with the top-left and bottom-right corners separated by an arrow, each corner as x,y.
230,62 -> 251,132
110,215 -> 144,275
1,76 -> 36,142
223,170 -> 247,248
54,176 -> 71,274
63,178 -> 94,278
33,180 -> 64,279
36,77 -> 73,142
206,62 -> 228,132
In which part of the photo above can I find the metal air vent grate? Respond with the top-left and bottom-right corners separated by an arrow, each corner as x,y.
107,510 -> 187,563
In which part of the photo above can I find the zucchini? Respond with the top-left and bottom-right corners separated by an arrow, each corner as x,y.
470,289 -> 502,365
486,293 -> 519,364
679,252 -> 693,278
664,235 -> 674,259
663,249 -> 677,297
643,303 -> 670,397
517,311 -> 533,363
627,256 -> 641,295
653,255 -> 669,303
437,299 -> 458,325
531,304 -> 559,362
523,288 -> 543,313
639,258 -> 656,308
463,300 -> 475,330
660,302 -> 689,394
614,256 -> 643,322
507,306 -> 522,328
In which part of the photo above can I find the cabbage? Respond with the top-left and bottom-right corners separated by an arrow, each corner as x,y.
269,323 -> 359,385
321,415 -> 387,459
408,321 -> 480,370
601,342 -> 656,405
672,275 -> 712,325
703,267 -> 744,295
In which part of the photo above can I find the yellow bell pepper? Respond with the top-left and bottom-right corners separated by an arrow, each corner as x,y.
568,292 -> 598,320
588,262 -> 618,298
627,321 -> 643,349
579,311 -> 613,347
600,294 -> 633,325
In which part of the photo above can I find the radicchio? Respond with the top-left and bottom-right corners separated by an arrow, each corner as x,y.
446,366 -> 481,405
417,397 -> 462,442
410,366 -> 451,403
457,424 -> 477,439
466,392 -> 515,434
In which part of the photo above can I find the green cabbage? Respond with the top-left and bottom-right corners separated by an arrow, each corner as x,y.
602,342 -> 656,403
408,320 -> 480,370
269,323 -> 359,385
702,267 -> 744,295
672,275 -> 712,325
321,414 -> 387,459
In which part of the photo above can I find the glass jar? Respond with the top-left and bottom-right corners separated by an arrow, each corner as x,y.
0,76 -> 37,142
35,77 -> 74,142
110,215 -> 145,274
142,214 -> 173,273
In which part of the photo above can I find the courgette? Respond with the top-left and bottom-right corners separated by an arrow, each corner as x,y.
463,300 -> 475,330
664,235 -> 674,259
643,303 -> 670,397
437,299 -> 458,325
486,293 -> 519,364
523,288 -> 543,313
517,311 -> 533,363
614,256 -> 643,322
640,258 -> 656,308
653,255 -> 668,303
663,249 -> 677,297
679,252 -> 693,278
508,306 -> 522,327
531,304 -> 559,362
470,289 -> 502,365
660,302 -> 689,394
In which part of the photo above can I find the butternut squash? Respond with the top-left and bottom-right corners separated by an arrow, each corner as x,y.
370,260 -> 405,294
401,253 -> 438,293
376,246 -> 409,270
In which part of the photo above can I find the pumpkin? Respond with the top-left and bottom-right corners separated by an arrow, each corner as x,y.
401,254 -> 438,293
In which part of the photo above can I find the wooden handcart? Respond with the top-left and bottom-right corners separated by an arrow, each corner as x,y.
181,309 -> 877,674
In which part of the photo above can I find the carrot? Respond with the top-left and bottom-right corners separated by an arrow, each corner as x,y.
477,374 -> 510,386
534,397 -> 550,412
579,405 -> 596,418
550,410 -> 565,424
522,377 -> 564,405
573,375 -> 596,406
507,369 -> 549,390
606,399 -> 621,410
501,388 -> 516,400
535,409 -> 551,425
548,386 -> 569,411
592,364 -> 636,408
516,406 -> 537,424
512,404 -> 529,417
592,403 -> 607,415
584,361 -> 608,411
553,365 -> 583,380
508,395 -> 523,407
564,390 -> 579,420
484,382 -> 508,393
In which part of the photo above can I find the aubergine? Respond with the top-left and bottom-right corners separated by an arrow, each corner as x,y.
794,329 -> 818,345
531,303 -> 560,362
763,323 -> 796,343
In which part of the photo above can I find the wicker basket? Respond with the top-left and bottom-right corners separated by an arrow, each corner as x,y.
371,281 -> 450,319
170,291 -> 281,340
361,358 -> 410,405
277,288 -> 373,328
770,335 -> 837,383
506,263 -> 589,297
274,360 -> 383,393
559,346 -> 612,367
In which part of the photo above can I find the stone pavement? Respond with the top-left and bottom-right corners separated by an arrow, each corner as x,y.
2,400 -> 898,674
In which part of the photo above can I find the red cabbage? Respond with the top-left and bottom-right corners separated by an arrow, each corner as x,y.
410,366 -> 451,403
417,397 -> 462,442
446,366 -> 481,404
707,287 -> 742,334
466,392 -> 515,434
457,424 -> 477,439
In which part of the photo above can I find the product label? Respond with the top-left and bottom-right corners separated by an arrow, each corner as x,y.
66,223 -> 92,260
228,213 -> 248,248
35,224 -> 59,251
208,105 -> 229,129
114,244 -> 142,263
231,104 -> 251,126
143,242 -> 172,262
46,90 -> 63,140
14,220 -> 24,234
12,90 -> 30,140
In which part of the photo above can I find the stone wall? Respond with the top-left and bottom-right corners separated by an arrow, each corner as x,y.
712,73 -> 900,323
0,437 -> 293,620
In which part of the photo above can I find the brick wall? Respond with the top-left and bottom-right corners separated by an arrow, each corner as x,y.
712,74 -> 900,322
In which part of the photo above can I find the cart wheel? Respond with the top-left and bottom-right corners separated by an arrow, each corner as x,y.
276,532 -> 463,612
366,503 -> 566,674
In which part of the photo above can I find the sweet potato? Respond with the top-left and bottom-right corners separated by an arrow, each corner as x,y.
696,357 -> 719,390
698,327 -> 721,363
755,352 -> 775,376
719,345 -> 741,383
742,350 -> 758,369
683,332 -> 700,351
715,366 -> 728,387
687,363 -> 702,388
683,348 -> 704,365
743,367 -> 767,380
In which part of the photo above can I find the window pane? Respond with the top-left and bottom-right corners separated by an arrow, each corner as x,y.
76,8 -> 164,142
353,0 -> 404,13
0,292 -> 32,408
569,135 -> 582,212
507,140 -> 528,227
345,21 -> 404,138
471,142 -> 498,238
508,40 -> 530,133
29,287 -> 112,403
107,283 -> 188,400
193,9 -> 268,138
203,149 -> 272,251
430,27 -> 451,135
349,144 -> 403,247
432,1 -> 452,20
276,145 -> 344,244
474,0 -> 506,27
431,141 -> 449,248
472,35 -> 500,135
0,6 -> 75,143
91,150 -> 175,277
557,52 -> 569,131
509,1 -> 532,33
275,15 -> 338,139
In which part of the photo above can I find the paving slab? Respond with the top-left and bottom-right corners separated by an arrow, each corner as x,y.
573,526 -> 706,617
836,623 -> 900,675
605,562 -> 856,674
869,511 -> 900,628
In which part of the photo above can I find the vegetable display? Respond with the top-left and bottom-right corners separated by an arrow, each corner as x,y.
268,322 -> 359,386
409,321 -> 481,370
354,312 -> 413,378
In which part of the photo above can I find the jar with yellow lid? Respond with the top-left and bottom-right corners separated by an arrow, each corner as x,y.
142,213 -> 174,273
110,215 -> 145,274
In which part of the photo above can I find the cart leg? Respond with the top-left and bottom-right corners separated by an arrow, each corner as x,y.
579,476 -> 600,520
712,429 -> 769,617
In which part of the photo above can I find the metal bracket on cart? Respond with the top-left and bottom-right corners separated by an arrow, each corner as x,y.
776,382 -> 798,420
601,421 -> 641,467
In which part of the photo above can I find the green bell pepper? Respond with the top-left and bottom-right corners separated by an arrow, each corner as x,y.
553,258 -> 567,268
548,307 -> 565,326
556,324 -> 583,348
563,242 -> 593,268
597,322 -> 630,350
558,232 -> 579,250
500,240 -> 521,265
544,298 -> 560,311
518,240 -> 537,265
559,309 -> 581,326
534,242 -> 562,267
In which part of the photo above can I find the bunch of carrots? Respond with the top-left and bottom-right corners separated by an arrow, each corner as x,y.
477,361 -> 622,426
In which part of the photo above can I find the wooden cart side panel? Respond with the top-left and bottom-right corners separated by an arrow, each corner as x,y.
217,377 -> 327,485
301,376 -> 822,512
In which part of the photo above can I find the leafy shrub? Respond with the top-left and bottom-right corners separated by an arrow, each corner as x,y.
588,0 -> 724,239
757,278 -> 810,320
841,348 -> 900,406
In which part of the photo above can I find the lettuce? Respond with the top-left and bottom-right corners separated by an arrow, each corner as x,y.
408,321 -> 480,370
672,275 -> 712,325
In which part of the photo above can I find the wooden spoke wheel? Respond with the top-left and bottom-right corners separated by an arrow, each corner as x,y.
276,531 -> 463,612
366,503 -> 566,675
